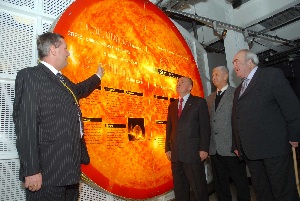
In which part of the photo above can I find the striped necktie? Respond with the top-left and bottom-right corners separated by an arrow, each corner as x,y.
239,78 -> 249,97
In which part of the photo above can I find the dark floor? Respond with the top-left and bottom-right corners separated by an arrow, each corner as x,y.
209,183 -> 256,201
171,182 -> 257,201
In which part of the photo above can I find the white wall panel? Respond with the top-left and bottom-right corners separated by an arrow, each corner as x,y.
0,159 -> 25,201
0,10 -> 36,78
0,81 -> 16,156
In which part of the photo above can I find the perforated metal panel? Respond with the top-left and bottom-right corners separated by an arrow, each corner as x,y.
42,0 -> 74,17
0,10 -> 36,76
0,81 -> 16,153
0,0 -> 35,9
42,20 -> 52,33
0,159 -> 25,201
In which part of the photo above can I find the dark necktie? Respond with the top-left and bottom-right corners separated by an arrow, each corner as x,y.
215,90 -> 223,110
178,98 -> 184,118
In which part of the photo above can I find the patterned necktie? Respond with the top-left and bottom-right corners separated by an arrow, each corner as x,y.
239,78 -> 249,97
178,98 -> 184,118
56,73 -> 66,84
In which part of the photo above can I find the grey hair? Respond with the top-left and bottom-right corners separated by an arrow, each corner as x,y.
239,49 -> 259,65
37,32 -> 64,59
214,66 -> 229,75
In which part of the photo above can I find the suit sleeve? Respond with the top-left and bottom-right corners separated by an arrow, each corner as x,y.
13,70 -> 41,178
198,98 -> 211,152
272,69 -> 300,141
165,104 -> 172,152
70,74 -> 101,99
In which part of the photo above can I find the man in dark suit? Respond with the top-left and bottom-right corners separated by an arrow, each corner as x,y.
232,49 -> 300,201
13,32 -> 104,201
207,66 -> 250,201
165,76 -> 211,201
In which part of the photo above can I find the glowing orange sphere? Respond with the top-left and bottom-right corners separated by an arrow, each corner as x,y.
53,0 -> 204,199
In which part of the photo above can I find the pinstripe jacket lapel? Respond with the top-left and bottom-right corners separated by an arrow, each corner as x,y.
39,64 -> 70,94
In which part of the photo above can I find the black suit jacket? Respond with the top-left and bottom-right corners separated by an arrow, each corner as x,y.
165,94 -> 211,163
232,67 -> 300,160
13,63 -> 100,186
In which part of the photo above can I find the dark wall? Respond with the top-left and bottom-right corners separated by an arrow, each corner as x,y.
273,58 -> 300,99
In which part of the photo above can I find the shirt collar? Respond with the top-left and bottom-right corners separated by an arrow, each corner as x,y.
40,61 -> 60,75
246,66 -> 258,80
179,93 -> 190,102
217,84 -> 229,94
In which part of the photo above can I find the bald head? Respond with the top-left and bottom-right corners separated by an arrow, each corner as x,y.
176,77 -> 193,97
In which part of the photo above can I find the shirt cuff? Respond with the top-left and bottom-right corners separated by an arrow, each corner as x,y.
95,73 -> 102,79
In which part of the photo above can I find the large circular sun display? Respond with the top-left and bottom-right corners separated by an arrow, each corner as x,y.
53,0 -> 204,199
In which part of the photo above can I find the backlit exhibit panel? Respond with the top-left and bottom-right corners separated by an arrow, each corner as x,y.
53,0 -> 204,199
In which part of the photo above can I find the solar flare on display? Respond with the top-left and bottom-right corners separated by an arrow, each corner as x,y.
53,0 -> 204,199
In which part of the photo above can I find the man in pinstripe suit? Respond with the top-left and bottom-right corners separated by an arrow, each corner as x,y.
206,66 -> 250,201
13,32 -> 104,201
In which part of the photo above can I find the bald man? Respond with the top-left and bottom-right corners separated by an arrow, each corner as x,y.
165,77 -> 211,201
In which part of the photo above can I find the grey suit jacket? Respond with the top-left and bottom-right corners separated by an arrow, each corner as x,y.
232,67 -> 300,160
165,94 -> 211,163
207,86 -> 235,156
13,63 -> 100,186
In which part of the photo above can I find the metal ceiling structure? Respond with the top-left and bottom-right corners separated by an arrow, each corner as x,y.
151,0 -> 300,67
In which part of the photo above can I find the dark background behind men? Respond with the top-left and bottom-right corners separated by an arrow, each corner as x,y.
165,77 -> 210,201
232,49 -> 300,201
273,59 -> 300,99
13,32 -> 104,201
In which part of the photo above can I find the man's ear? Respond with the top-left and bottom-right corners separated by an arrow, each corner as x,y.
247,59 -> 253,66
49,45 -> 56,56
224,73 -> 229,81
